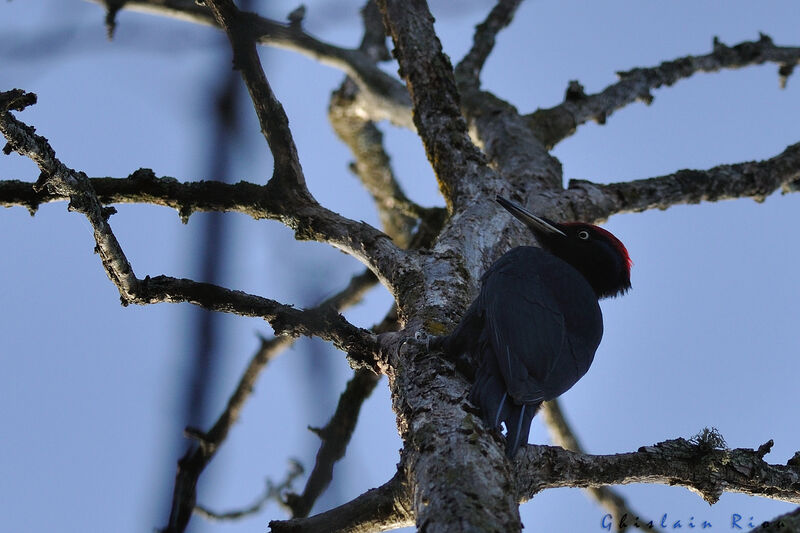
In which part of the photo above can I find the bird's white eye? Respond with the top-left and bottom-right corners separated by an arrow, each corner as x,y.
577,230 -> 590,240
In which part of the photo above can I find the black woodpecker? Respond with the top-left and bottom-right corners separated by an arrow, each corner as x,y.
442,196 -> 632,458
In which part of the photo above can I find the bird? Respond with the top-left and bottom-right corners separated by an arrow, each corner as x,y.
441,195 -> 632,458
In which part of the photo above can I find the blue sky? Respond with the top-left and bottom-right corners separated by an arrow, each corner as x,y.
1,1 -> 799,532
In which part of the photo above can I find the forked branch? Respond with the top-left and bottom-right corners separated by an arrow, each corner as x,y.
163,269 -> 378,533
0,91 -> 379,367
529,34 -> 800,148
270,471 -> 414,533
267,434 -> 800,533
88,0 -> 413,128
377,0 -> 492,211
285,368 -> 381,518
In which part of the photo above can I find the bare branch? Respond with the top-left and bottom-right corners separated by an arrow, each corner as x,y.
194,461 -> 304,523
164,338 -> 293,533
377,0 -> 491,212
328,14 -> 418,248
270,471 -> 414,533
161,269 -> 378,532
85,0 -> 413,128
2,89 -> 139,298
321,2 -> 426,249
561,142 -> 800,223
541,400 -> 664,532
286,368 -> 381,518
452,2 -> 564,195
529,34 -> 800,148
357,0 -> 390,62
136,274 -> 379,366
329,79 -> 448,249
455,0 -> 523,88
204,0 -> 305,193
516,435 -> 800,506
195,489 -> 271,522
0,169 -> 405,276
209,270 -> 376,448
0,171 -> 260,218
214,336 -> 295,449
328,79 -> 424,248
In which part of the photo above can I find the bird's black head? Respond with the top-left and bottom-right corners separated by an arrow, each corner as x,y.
496,196 -> 632,299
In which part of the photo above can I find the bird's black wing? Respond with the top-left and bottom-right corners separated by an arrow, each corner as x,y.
478,247 -> 574,404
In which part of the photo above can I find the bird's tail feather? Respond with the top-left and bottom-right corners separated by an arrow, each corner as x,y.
469,357 -> 509,430
470,355 -> 540,458
504,401 -> 538,458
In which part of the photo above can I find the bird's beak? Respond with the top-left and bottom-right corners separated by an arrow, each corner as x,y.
496,195 -> 566,237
